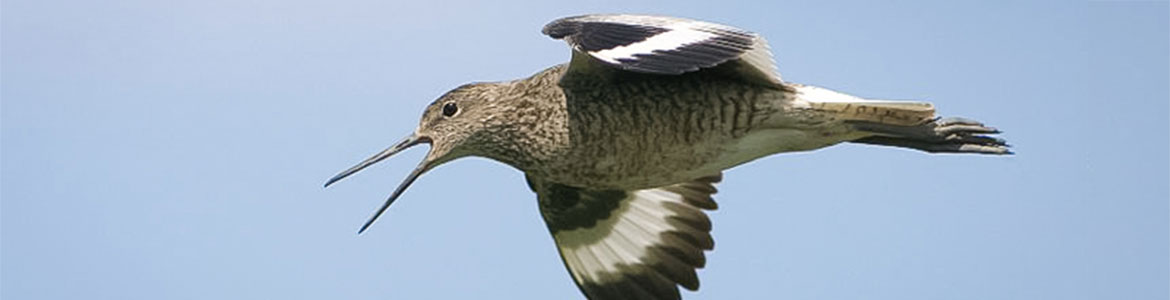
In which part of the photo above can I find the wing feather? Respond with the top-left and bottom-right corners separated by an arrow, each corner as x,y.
543,14 -> 782,85
528,174 -> 722,300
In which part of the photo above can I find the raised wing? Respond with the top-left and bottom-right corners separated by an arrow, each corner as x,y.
543,14 -> 782,85
528,174 -> 721,300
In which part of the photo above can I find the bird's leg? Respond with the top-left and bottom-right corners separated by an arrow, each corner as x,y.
848,117 -> 1012,155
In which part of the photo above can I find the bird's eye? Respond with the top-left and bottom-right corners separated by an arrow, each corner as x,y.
442,102 -> 458,117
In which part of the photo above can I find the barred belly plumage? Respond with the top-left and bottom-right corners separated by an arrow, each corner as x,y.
535,72 -> 784,189
326,14 -> 1011,300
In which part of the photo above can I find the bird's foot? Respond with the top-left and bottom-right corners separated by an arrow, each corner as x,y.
849,117 -> 1012,155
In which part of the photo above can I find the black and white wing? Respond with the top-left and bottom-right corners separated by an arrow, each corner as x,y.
543,14 -> 782,85
527,174 -> 721,300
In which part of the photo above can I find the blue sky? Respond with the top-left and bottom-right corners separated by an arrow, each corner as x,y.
3,1 -> 1167,299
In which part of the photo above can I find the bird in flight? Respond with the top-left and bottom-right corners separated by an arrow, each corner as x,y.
326,14 -> 1009,300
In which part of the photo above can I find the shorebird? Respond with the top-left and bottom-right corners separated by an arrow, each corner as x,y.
326,14 -> 1009,300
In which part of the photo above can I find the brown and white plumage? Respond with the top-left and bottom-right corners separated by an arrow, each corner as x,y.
529,174 -> 721,300
543,14 -> 781,85
325,13 -> 1010,300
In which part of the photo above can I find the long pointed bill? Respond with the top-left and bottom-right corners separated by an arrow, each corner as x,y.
324,134 -> 436,234
324,134 -> 425,188
356,161 -> 429,234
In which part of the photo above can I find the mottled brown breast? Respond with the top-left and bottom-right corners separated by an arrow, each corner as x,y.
527,66 -> 782,189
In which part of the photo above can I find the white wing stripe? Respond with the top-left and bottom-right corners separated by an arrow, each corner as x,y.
546,14 -> 783,82
603,233 -> 641,265
555,189 -> 698,279
534,173 -> 721,298
592,26 -> 717,63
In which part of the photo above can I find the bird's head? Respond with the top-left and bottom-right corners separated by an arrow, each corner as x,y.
324,82 -> 505,233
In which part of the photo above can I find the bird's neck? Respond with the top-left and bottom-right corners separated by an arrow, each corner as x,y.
471,66 -> 571,172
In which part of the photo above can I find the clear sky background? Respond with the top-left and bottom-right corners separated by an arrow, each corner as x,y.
3,1 -> 1167,299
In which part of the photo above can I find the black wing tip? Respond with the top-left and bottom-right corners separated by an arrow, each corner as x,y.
542,15 -> 589,38
542,23 -> 570,39
542,14 -> 673,39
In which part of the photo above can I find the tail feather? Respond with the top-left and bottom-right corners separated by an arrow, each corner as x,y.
794,84 -> 935,126
792,84 -> 1009,155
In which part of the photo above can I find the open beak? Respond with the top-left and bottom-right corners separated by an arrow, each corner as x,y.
325,134 -> 432,233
